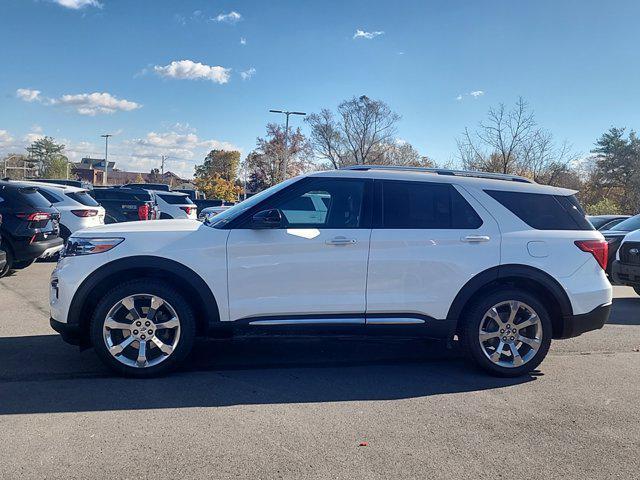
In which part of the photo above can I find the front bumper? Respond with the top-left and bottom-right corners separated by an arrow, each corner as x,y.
557,303 -> 611,339
611,260 -> 640,287
50,317 -> 84,346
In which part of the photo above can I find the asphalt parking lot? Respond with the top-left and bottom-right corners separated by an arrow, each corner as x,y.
1,263 -> 639,479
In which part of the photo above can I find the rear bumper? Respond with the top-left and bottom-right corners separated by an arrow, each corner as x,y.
13,236 -> 64,261
611,260 -> 640,287
557,303 -> 611,339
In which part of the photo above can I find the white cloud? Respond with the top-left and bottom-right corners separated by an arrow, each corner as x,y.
16,88 -> 42,102
213,11 -> 242,24
52,92 -> 142,115
16,88 -> 141,115
154,60 -> 231,84
0,130 -> 14,148
456,90 -> 485,101
123,129 -> 239,177
353,29 -> 384,40
52,0 -> 103,9
240,68 -> 256,81
240,37 -> 247,45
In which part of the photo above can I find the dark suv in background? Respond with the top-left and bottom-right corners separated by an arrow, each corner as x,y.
90,187 -> 157,224
0,180 -> 64,277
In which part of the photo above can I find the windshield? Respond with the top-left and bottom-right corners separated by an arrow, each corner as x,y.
610,214 -> 640,232
207,177 -> 300,228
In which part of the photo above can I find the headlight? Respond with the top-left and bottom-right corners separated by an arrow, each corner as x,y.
61,237 -> 124,257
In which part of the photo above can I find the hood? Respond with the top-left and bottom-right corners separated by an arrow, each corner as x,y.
73,219 -> 202,237
622,229 -> 640,242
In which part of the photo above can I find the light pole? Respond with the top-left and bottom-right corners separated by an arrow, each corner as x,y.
269,109 -> 306,181
100,134 -> 112,186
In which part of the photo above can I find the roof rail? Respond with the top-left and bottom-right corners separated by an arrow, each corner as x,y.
340,165 -> 534,183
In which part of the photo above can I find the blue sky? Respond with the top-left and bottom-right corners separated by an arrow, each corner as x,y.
1,0 -> 639,177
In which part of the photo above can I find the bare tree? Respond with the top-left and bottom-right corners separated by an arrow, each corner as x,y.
306,95 -> 401,168
457,97 -> 575,184
243,124 -> 313,191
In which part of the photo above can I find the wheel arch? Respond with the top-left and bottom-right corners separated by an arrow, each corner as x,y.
67,256 -> 220,342
447,264 -> 573,339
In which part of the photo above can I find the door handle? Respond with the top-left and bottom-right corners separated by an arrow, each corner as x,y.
326,236 -> 357,246
461,235 -> 490,243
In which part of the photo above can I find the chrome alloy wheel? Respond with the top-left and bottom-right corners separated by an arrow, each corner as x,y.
478,300 -> 542,368
102,294 -> 181,369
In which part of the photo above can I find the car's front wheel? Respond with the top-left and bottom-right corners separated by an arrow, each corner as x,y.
460,288 -> 552,377
90,279 -> 196,377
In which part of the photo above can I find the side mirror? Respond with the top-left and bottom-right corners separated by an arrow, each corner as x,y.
251,209 -> 283,229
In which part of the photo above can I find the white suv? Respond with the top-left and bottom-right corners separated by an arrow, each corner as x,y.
49,167 -> 612,377
19,181 -> 105,239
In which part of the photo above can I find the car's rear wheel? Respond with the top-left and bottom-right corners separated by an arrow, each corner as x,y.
460,288 -> 552,377
13,259 -> 36,270
0,246 -> 14,278
90,279 -> 196,377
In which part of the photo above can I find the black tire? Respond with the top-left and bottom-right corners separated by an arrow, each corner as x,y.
89,279 -> 196,378
459,288 -> 553,377
0,246 -> 14,278
12,259 -> 36,270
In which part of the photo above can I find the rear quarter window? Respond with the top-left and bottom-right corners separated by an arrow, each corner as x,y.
486,190 -> 593,231
66,191 -> 100,206
158,194 -> 194,205
18,188 -> 53,209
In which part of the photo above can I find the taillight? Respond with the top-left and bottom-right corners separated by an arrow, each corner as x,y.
138,204 -> 150,220
180,206 -> 194,215
71,209 -> 99,217
17,212 -> 51,221
575,240 -> 608,270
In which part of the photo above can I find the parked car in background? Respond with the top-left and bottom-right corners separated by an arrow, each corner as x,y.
127,183 -> 170,192
50,166 -> 611,378
194,198 -> 230,212
90,187 -> 156,224
198,205 -> 232,222
587,215 -> 631,231
149,190 -> 197,219
27,178 -> 92,190
600,214 -> 640,275
0,180 -> 63,277
0,214 -> 6,273
612,229 -> 640,296
174,189 -> 205,201
17,181 -> 105,240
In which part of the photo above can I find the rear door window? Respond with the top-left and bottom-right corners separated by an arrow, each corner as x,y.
381,180 -> 483,229
486,190 -> 593,231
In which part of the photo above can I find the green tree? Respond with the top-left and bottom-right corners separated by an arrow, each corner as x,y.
196,150 -> 240,182
26,136 -> 66,175
43,155 -> 70,179
585,198 -> 623,216
588,127 -> 640,212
